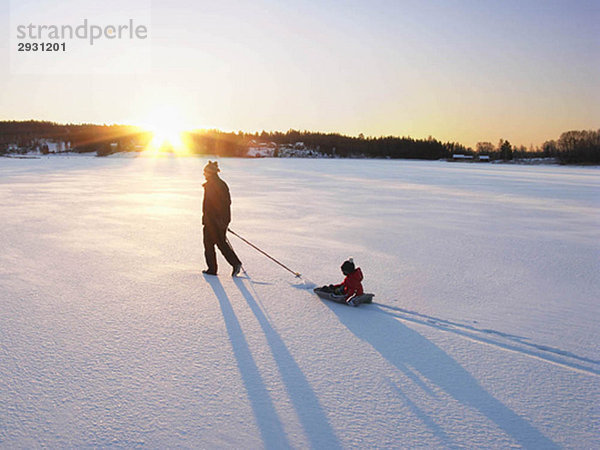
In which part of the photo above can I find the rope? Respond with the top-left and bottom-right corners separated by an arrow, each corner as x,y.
227,228 -> 302,278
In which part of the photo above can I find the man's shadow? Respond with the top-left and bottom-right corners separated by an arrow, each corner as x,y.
204,275 -> 291,449
205,274 -> 341,449
323,300 -> 559,449
233,278 -> 341,449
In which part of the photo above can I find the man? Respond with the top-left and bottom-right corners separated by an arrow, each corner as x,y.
202,160 -> 242,276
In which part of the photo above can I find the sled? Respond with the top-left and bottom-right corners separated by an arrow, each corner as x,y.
313,287 -> 374,306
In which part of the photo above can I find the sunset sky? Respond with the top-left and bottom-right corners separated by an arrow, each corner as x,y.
1,0 -> 598,148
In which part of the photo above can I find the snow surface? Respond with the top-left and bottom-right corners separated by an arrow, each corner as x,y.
0,156 -> 598,448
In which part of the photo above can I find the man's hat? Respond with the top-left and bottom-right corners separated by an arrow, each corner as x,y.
204,160 -> 220,174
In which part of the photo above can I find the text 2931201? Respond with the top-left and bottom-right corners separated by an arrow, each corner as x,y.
18,42 -> 66,52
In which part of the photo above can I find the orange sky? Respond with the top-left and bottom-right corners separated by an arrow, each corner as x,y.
1,0 -> 599,148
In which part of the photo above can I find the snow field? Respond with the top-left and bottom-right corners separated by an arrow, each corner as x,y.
0,155 -> 598,448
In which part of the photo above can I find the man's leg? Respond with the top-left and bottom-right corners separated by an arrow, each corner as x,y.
203,226 -> 218,274
215,227 -> 241,268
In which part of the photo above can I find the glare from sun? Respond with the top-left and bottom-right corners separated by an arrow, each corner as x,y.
140,107 -> 192,156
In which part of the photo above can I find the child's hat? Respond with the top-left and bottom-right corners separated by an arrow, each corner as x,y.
341,258 -> 355,275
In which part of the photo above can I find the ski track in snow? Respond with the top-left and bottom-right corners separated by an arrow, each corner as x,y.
371,304 -> 600,376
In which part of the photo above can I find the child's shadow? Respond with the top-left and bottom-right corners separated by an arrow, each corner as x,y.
324,301 -> 559,448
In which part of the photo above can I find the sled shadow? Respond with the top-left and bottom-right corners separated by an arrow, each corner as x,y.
324,301 -> 559,449
234,278 -> 341,449
204,275 -> 290,449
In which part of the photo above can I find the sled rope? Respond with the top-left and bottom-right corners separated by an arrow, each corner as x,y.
228,228 -> 302,278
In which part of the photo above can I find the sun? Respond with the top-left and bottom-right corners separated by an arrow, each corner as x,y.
139,107 -> 192,155
150,122 -> 184,149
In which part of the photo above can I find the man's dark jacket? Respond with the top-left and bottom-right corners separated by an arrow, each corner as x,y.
202,175 -> 231,228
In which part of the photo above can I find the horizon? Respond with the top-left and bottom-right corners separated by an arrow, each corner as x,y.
2,118 -> 597,151
1,0 -> 599,149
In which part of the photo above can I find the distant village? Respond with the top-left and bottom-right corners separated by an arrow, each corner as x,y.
0,137 -> 499,163
4,138 -> 72,155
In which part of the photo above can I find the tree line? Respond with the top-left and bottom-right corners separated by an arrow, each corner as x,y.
0,120 -> 598,164
475,130 -> 600,164
0,120 -> 150,155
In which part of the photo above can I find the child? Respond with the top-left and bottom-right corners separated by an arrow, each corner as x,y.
320,258 -> 364,306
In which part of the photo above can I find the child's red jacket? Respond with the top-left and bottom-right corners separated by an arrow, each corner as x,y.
336,268 -> 364,300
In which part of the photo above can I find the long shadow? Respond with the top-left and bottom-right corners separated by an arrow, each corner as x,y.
386,378 -> 456,447
204,275 -> 290,449
324,301 -> 559,449
234,278 -> 341,449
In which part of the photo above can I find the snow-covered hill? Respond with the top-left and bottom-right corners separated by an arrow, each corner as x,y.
1,156 -> 598,448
